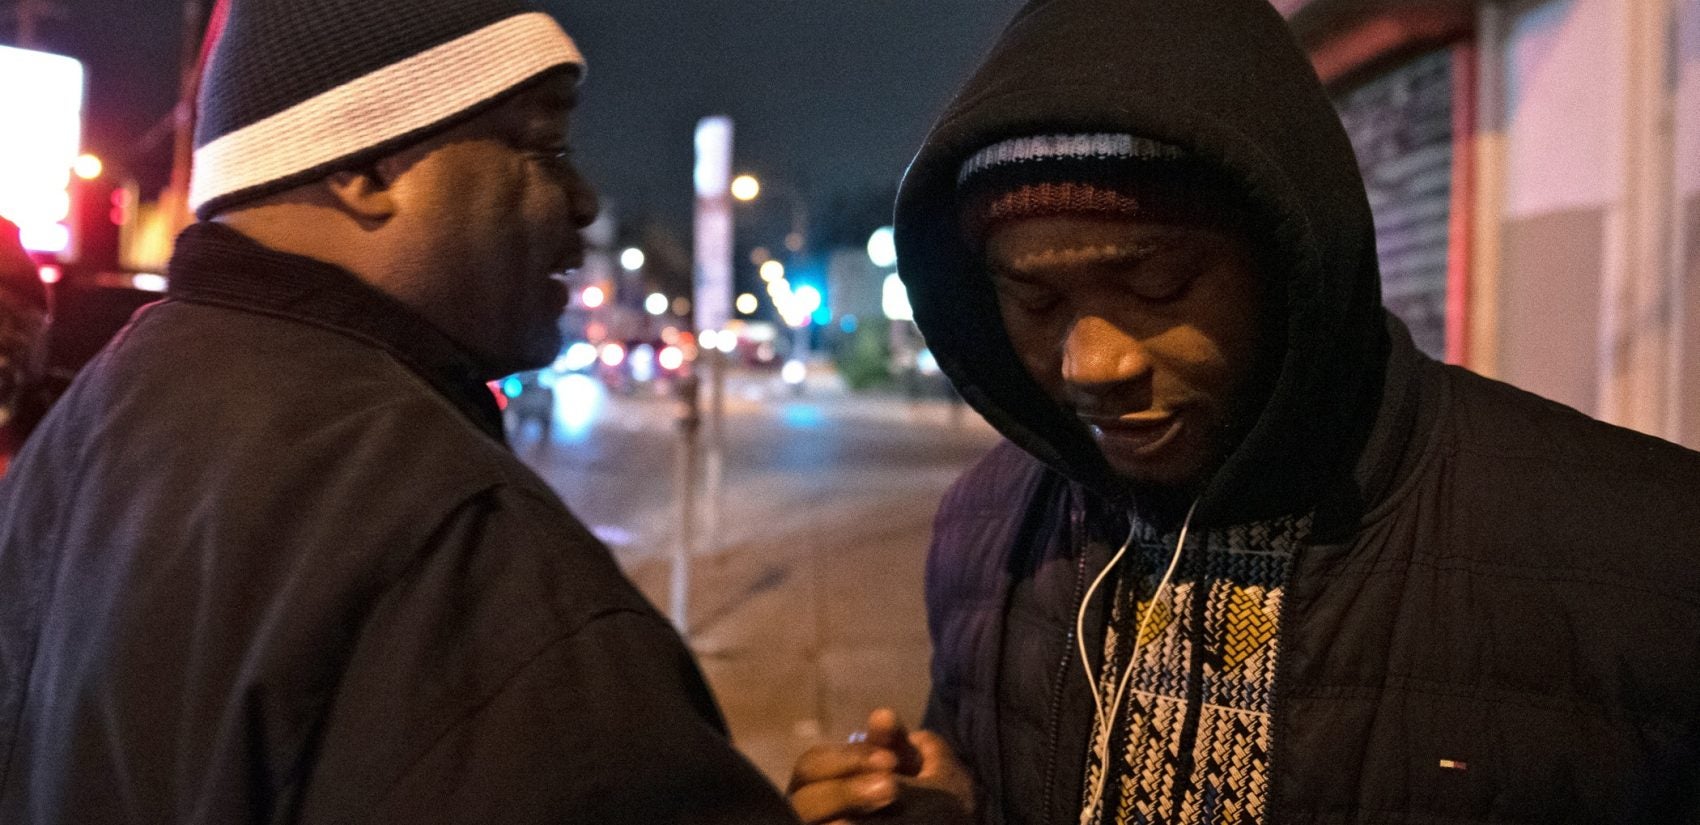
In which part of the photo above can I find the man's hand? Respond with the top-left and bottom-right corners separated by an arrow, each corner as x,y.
787,708 -> 975,824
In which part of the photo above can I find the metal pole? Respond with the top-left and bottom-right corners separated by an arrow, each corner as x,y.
671,374 -> 701,636
702,348 -> 726,551
684,115 -> 734,637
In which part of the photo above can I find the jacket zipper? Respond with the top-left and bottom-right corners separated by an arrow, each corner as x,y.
1261,532 -> 1306,824
1039,495 -> 1094,825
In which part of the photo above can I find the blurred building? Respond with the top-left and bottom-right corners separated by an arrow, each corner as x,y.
1280,0 -> 1700,450
826,247 -> 884,324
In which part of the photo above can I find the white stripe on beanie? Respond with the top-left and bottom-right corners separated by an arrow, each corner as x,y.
190,12 -> 583,214
957,133 -> 1183,185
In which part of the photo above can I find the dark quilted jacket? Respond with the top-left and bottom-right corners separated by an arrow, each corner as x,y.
923,323 -> 1700,824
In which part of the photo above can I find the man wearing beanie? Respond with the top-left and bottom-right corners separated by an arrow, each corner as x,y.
788,0 -> 1700,823
0,2 -> 798,823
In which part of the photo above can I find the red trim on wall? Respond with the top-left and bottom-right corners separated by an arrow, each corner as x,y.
1308,7 -> 1474,86
1445,42 -> 1478,366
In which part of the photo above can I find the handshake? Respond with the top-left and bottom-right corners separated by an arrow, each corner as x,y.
787,709 -> 977,825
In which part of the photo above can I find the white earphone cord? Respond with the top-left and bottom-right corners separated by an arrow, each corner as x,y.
1075,497 -> 1199,823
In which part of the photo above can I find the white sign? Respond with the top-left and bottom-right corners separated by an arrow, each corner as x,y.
693,116 -> 734,333
0,46 -> 85,255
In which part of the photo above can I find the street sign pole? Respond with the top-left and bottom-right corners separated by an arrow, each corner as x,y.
671,373 -> 700,637
675,116 -> 734,637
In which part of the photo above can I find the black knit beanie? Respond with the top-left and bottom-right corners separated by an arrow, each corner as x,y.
956,133 -> 1251,247
190,0 -> 585,219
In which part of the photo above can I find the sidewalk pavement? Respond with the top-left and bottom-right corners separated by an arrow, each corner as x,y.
604,368 -> 998,786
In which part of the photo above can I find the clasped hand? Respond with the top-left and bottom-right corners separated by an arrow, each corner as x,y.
787,708 -> 975,824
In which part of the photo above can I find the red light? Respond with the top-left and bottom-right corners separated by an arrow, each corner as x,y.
109,189 -> 130,226
38,265 -> 61,284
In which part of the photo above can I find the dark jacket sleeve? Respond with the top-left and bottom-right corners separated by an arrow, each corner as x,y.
366,610 -> 798,824
293,486 -> 798,825
920,470 -> 976,756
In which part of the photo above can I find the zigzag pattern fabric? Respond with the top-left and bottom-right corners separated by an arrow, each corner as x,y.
1080,514 -> 1309,825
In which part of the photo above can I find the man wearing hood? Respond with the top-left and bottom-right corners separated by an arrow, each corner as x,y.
789,0 -> 1700,822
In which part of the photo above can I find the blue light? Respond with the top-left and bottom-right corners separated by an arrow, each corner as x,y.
554,374 -> 605,443
501,376 -> 523,398
781,404 -> 826,429
558,341 -> 598,372
840,314 -> 859,334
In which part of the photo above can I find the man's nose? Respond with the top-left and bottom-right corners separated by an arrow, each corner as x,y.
1061,314 -> 1151,390
568,174 -> 601,229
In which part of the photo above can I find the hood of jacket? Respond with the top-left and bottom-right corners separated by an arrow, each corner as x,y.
896,0 -> 1390,525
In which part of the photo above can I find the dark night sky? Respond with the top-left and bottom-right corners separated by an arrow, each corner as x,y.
16,0 -> 1026,241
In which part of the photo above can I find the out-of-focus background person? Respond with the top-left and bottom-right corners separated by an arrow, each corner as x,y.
0,216 -> 49,474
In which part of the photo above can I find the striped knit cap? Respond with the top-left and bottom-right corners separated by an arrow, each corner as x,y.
189,0 -> 585,219
957,133 -> 1247,245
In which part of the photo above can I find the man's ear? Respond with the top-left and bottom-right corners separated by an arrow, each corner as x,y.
324,166 -> 396,223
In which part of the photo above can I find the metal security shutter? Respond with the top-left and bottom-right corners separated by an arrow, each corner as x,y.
1335,49 -> 1455,359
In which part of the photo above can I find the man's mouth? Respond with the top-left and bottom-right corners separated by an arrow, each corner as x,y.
551,248 -> 586,276
545,249 -> 585,296
544,256 -> 582,315
1079,412 -> 1183,458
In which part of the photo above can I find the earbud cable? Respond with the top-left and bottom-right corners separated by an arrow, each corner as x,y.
1076,497 -> 1199,821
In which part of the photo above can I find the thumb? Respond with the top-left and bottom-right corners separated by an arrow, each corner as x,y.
864,708 -> 922,775
908,730 -> 965,780
907,730 -> 976,817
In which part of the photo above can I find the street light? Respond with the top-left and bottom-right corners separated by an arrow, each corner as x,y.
882,273 -> 914,322
581,285 -> 607,309
645,292 -> 669,316
730,174 -> 761,202
730,173 -> 809,254
867,225 -> 897,269
794,285 -> 822,318
73,153 -> 104,181
736,293 -> 759,315
620,247 -> 646,272
760,259 -> 785,283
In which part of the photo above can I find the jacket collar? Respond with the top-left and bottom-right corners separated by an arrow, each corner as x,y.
165,222 -> 507,444
1308,313 -> 1439,541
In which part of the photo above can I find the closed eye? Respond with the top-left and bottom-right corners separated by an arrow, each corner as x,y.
994,276 -> 1060,313
1122,248 -> 1208,304
1127,270 -> 1196,303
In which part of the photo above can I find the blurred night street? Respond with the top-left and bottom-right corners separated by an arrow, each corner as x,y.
513,365 -> 999,782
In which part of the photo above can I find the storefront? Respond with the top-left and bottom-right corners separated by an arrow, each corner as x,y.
1284,0 -> 1700,449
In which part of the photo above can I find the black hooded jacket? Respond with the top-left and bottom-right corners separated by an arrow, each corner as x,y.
898,0 -> 1700,822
